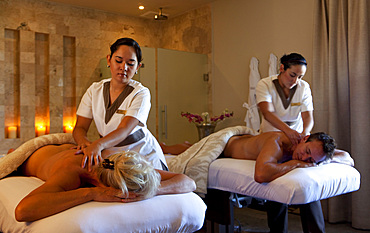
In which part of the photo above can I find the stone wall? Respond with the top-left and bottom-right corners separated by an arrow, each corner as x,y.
0,0 -> 212,153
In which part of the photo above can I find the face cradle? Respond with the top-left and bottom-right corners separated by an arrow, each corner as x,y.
278,64 -> 307,90
107,45 -> 141,85
292,140 -> 326,164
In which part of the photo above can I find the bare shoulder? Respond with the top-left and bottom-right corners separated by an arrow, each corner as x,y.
255,132 -> 290,160
254,131 -> 288,147
254,132 -> 287,163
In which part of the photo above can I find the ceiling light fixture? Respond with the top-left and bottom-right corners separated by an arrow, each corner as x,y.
154,8 -> 168,20
138,5 -> 144,10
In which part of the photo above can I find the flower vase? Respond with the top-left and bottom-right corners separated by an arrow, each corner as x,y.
196,123 -> 216,140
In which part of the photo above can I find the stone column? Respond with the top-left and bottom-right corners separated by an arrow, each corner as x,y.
49,34 -> 64,133
19,30 -> 36,140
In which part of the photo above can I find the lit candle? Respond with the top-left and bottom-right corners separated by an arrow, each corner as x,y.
64,125 -> 74,134
37,125 -> 46,137
8,126 -> 17,139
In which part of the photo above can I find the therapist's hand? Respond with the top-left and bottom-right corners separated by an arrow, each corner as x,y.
73,141 -> 91,152
80,142 -> 103,171
284,128 -> 302,145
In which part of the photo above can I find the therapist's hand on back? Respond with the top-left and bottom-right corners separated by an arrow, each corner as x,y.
82,142 -> 104,171
283,128 -> 303,145
74,141 -> 103,171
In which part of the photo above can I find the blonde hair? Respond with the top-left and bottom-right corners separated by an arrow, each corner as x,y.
96,151 -> 161,199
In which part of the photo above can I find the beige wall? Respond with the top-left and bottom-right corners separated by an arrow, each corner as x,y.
212,0 -> 314,129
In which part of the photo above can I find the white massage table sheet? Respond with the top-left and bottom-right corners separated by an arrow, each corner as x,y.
207,158 -> 361,205
0,176 -> 206,233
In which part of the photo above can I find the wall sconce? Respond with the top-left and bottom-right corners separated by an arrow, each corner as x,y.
7,126 -> 18,139
64,124 -> 74,134
36,125 -> 46,137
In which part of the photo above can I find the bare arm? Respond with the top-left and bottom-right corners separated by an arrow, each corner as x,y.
258,101 -> 301,144
15,172 -> 124,222
301,111 -> 314,136
73,115 -> 93,149
155,170 -> 196,195
160,142 -> 192,155
254,137 -> 314,183
100,170 -> 196,204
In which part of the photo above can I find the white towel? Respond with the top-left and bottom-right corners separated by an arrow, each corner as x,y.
269,53 -> 278,76
167,126 -> 259,194
244,57 -> 261,131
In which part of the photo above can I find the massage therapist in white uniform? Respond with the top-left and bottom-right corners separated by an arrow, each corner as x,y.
73,38 -> 167,172
256,53 -> 324,233
256,53 -> 313,145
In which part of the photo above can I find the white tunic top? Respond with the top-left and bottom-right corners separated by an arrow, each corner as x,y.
77,78 -> 167,170
256,75 -> 313,133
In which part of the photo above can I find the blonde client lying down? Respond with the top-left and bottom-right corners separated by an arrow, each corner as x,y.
12,144 -> 195,222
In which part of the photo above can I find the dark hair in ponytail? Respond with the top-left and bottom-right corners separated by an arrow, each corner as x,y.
280,53 -> 307,70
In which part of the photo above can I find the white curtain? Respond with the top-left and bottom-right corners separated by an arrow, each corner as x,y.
312,0 -> 370,230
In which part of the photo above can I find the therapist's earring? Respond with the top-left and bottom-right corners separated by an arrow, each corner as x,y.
135,71 -> 138,74
107,65 -> 110,68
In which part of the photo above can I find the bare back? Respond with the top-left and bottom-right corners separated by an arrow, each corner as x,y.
14,144 -> 121,222
20,144 -> 85,182
223,132 -> 292,161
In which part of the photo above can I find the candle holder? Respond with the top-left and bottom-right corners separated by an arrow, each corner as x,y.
36,125 -> 46,137
64,125 -> 74,134
7,126 -> 18,139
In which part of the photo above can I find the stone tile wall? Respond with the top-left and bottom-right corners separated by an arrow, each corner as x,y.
0,0 -> 212,153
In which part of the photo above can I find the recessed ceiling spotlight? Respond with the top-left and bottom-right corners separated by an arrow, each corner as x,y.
138,5 -> 144,10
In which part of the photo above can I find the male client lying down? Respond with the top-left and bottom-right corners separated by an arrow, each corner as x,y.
223,131 -> 340,182
12,144 -> 196,222
163,131 -> 351,233
224,131 -> 348,233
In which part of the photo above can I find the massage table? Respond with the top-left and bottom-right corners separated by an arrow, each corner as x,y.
0,176 -> 206,233
205,158 -> 360,233
0,134 -> 207,233
166,126 -> 361,233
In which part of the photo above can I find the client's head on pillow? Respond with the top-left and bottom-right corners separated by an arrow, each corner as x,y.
96,151 -> 161,199
306,132 -> 337,162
